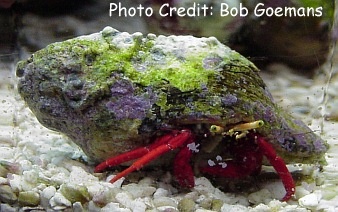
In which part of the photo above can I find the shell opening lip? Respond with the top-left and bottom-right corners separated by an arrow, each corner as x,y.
172,115 -> 258,129
171,115 -> 223,126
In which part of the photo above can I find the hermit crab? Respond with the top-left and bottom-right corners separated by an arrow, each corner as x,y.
95,120 -> 297,201
16,27 -> 328,202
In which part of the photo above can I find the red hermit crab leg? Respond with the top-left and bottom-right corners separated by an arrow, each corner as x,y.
208,121 -> 295,201
199,145 -> 263,178
94,133 -> 175,173
250,133 -> 295,201
96,130 -> 194,185
173,139 -> 195,188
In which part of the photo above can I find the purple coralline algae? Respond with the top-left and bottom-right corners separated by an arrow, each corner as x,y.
106,80 -> 156,120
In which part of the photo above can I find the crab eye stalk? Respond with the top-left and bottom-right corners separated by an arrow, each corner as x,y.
210,125 -> 224,134
256,120 -> 264,128
231,120 -> 265,132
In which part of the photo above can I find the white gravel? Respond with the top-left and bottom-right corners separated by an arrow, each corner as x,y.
1,47 -> 338,211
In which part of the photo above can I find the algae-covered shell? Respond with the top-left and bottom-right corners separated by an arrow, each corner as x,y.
16,27 -> 327,164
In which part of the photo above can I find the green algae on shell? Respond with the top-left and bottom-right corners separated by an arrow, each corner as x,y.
16,27 -> 327,166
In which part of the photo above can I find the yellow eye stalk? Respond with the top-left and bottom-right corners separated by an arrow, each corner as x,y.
210,120 -> 264,139
209,125 -> 225,134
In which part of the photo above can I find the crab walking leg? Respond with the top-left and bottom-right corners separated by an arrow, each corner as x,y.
252,133 -> 296,201
95,133 -> 175,172
109,130 -> 193,184
173,139 -> 195,188
199,145 -> 263,178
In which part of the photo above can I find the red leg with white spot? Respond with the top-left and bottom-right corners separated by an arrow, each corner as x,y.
95,130 -> 196,187
251,133 -> 295,201
199,143 -> 263,178
199,132 -> 295,201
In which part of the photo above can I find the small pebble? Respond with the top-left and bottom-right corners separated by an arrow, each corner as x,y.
60,183 -> 90,204
184,191 -> 199,201
18,191 -> 40,207
0,185 -> 17,204
22,170 -> 38,184
197,196 -> 212,209
298,192 -> 321,209
130,198 -> 147,212
87,200 -> 101,212
178,198 -> 195,212
196,209 -> 216,212
221,203 -> 249,212
0,176 -> 7,184
156,206 -> 178,211
50,192 -> 72,208
73,201 -> 84,212
92,186 -> 120,206
267,200 -> 287,211
40,186 -> 56,208
248,189 -> 273,205
8,174 -> 22,192
68,166 -> 98,184
115,191 -> 133,208
211,199 -> 224,211
101,202 -> 131,212
0,148 -> 15,161
138,176 -> 155,186
106,174 -> 124,187
294,186 -> 311,199
122,183 -> 156,199
50,172 -> 69,185
153,196 -> 177,208
153,187 -> 169,198
251,203 -> 271,212
0,203 -> 17,212
193,177 -> 215,195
